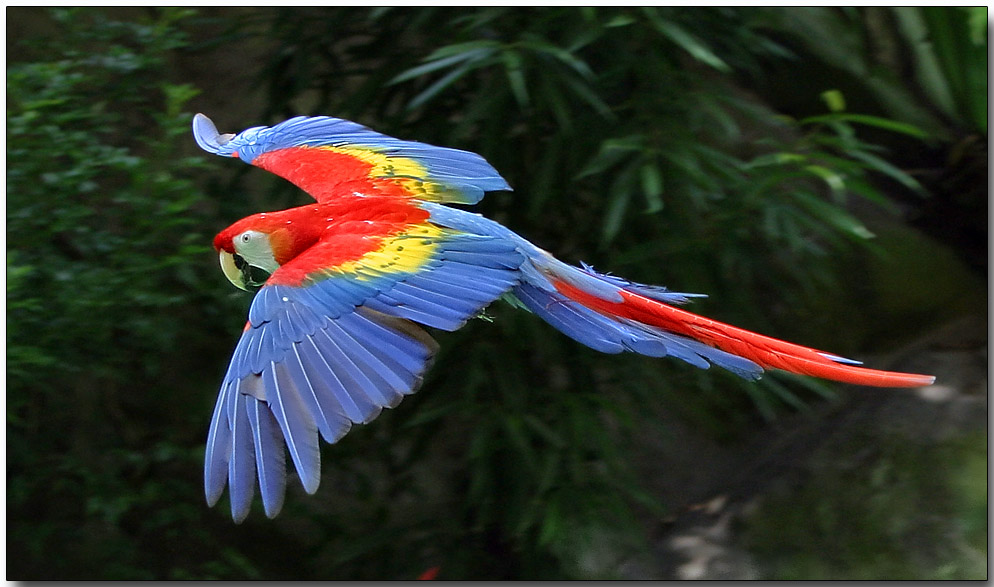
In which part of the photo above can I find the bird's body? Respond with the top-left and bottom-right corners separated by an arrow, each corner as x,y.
194,113 -> 934,522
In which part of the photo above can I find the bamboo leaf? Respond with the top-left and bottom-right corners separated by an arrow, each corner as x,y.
846,149 -> 927,195
804,164 -> 847,197
559,71 -> 615,120
640,163 -> 665,213
642,9 -> 731,72
421,40 -> 501,62
519,37 -> 596,80
575,136 -> 642,179
601,162 -> 638,246
389,48 -> 493,85
406,60 -> 481,110
792,189 -> 875,240
761,376 -> 812,412
523,414 -> 566,448
606,14 -> 637,27
502,49 -> 530,108
539,497 -> 562,546
800,113 -> 929,139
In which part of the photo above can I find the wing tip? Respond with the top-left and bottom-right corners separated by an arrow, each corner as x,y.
205,487 -> 224,508
193,113 -> 237,156
231,506 -> 250,525
301,472 -> 321,495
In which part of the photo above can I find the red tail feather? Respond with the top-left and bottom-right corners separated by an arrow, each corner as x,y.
553,280 -> 935,388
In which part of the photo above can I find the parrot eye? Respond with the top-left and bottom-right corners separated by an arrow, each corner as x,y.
240,233 -> 252,244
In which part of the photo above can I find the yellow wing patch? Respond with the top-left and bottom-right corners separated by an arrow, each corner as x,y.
333,224 -> 445,279
318,146 -> 446,201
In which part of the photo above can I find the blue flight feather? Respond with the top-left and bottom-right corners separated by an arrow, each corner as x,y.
204,382 -> 232,506
228,393 -> 257,523
318,321 -> 398,408
264,362 -> 321,494
283,345 -> 352,444
246,396 -> 287,518
295,334 -> 379,424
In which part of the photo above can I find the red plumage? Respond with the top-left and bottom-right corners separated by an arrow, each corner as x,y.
552,280 -> 935,388
213,197 -> 431,286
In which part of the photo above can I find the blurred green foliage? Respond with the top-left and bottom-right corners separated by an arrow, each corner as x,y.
757,7 -> 987,139
6,6 -> 983,580
745,430 -> 987,579
7,7 -> 241,579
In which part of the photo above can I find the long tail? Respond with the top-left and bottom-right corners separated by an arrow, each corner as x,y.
513,253 -> 935,388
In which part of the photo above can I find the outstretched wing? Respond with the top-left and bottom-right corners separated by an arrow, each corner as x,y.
193,113 -> 510,204
205,220 -> 523,522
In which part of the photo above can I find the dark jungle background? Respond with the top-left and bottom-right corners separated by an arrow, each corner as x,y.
7,7 -> 987,580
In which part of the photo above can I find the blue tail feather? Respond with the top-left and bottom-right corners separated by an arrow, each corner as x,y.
514,259 -> 764,380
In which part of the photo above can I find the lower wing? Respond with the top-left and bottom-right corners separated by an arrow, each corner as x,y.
206,225 -> 523,522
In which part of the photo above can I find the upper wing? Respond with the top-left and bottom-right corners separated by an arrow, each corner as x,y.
205,221 -> 523,522
193,113 -> 510,204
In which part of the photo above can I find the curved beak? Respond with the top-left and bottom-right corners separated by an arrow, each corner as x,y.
219,249 -> 250,291
219,249 -> 273,292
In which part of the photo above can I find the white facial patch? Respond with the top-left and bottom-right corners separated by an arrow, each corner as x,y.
233,230 -> 280,274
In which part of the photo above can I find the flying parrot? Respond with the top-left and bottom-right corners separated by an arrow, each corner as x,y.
193,113 -> 935,522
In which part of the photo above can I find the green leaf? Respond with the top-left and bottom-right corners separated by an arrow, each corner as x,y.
745,151 -> 808,168
601,135 -> 646,152
421,39 -> 502,62
502,49 -> 530,108
406,60 -> 480,110
519,37 -> 596,80
642,9 -> 731,72
800,113 -> 929,139
742,382 -> 778,422
821,89 -> 847,113
640,163 -> 664,213
559,70 -> 615,120
537,75 -> 573,131
389,47 -> 494,85
804,164 -> 847,197
601,162 -> 638,246
523,415 -> 566,449
539,496 -> 563,546
792,190 -> 875,240
575,137 -> 640,180
846,149 -> 927,195
606,14 -> 637,27
760,376 -> 811,412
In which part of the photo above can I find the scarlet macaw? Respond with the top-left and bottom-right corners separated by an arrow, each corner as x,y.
193,113 -> 934,522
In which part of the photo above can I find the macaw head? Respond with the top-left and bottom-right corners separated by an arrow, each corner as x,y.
214,209 -> 312,291
214,222 -> 281,292
214,208 -> 325,292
